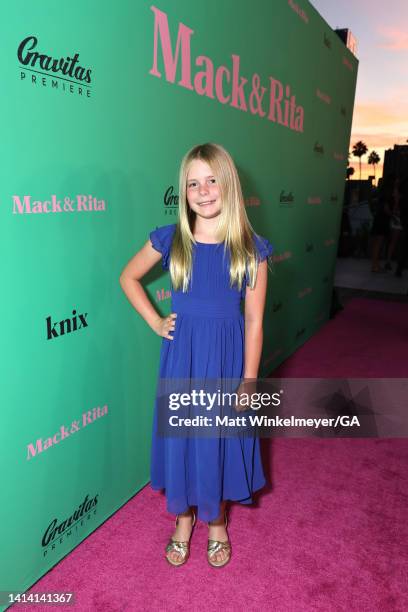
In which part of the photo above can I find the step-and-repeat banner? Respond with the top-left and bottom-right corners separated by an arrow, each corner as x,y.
0,0 -> 357,602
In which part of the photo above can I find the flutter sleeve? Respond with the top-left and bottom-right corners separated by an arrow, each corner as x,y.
253,233 -> 274,262
149,223 -> 176,271
242,233 -> 274,294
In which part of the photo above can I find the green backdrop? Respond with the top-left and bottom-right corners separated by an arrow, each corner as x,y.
0,0 -> 357,604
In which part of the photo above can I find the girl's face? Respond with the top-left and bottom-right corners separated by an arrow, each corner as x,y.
186,159 -> 221,219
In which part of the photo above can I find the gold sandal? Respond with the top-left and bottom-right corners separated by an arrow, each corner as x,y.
207,511 -> 231,568
165,510 -> 196,566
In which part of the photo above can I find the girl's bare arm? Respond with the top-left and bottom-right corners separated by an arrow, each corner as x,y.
243,260 -> 268,378
119,240 -> 177,340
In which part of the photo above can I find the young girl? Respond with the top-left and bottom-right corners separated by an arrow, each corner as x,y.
119,142 -> 273,568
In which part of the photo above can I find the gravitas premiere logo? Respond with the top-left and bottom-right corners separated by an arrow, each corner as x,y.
164,185 -> 179,216
17,35 -> 92,97
41,494 -> 99,553
149,6 -> 305,132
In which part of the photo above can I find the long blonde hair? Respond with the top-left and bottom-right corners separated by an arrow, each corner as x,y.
169,142 -> 273,292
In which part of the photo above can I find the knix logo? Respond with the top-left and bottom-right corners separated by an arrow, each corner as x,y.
46,309 -> 88,340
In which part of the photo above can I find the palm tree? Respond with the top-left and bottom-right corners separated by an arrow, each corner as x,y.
352,141 -> 368,182
368,151 -> 381,183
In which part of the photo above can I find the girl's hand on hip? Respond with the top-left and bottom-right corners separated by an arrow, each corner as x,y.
153,313 -> 177,340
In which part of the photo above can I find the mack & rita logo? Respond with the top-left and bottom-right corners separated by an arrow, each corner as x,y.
13,194 -> 106,214
157,288 -> 171,301
245,196 -> 261,207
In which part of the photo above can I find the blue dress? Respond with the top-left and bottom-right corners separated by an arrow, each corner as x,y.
149,223 -> 274,522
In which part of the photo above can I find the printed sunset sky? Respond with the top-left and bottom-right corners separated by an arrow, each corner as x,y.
312,0 -> 408,184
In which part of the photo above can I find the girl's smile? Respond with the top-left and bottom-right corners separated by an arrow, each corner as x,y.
198,199 -> 216,206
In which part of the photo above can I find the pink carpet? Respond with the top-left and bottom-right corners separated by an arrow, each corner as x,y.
13,298 -> 408,611
274,297 -> 408,378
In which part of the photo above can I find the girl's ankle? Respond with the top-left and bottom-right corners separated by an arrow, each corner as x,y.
208,518 -> 225,527
179,509 -> 193,519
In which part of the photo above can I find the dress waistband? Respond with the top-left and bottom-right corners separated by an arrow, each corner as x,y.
172,295 -> 242,318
